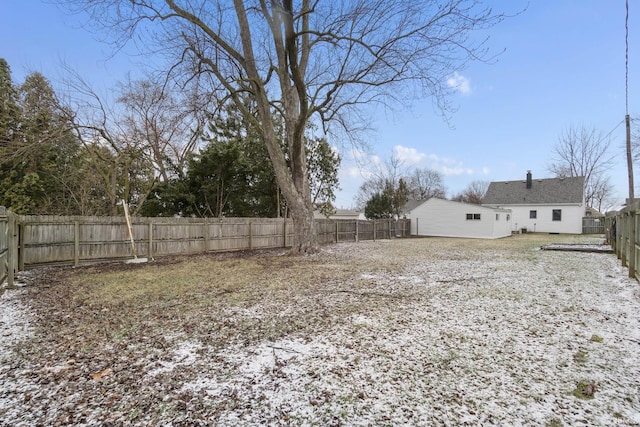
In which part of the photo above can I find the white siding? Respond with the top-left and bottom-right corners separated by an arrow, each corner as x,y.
493,210 -> 514,237
486,204 -> 583,234
411,198 -> 512,239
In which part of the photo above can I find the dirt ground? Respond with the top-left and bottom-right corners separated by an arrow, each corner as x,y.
1,234 -> 639,426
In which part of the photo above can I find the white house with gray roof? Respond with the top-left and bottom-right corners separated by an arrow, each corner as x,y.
482,171 -> 585,234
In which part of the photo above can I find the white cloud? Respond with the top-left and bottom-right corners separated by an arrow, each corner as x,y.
424,153 -> 473,176
447,72 -> 471,95
344,166 -> 362,178
393,145 -> 426,165
482,167 -> 491,175
441,166 -> 474,176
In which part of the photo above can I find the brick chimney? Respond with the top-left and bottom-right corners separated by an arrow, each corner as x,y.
526,170 -> 532,189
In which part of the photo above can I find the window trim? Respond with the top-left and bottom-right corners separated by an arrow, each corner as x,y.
552,209 -> 562,221
529,210 -> 537,219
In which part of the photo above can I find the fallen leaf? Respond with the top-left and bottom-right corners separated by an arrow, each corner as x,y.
91,368 -> 113,381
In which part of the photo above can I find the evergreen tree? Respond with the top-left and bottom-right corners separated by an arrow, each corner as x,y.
0,68 -> 85,214
364,190 -> 394,220
0,59 -> 20,151
307,136 -> 340,217
141,102 -> 341,219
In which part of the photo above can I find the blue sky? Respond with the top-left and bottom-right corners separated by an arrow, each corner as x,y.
1,1 -> 638,210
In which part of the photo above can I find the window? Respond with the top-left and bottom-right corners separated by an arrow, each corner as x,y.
496,214 -> 500,220
552,209 -> 562,221
506,214 -> 510,221
474,213 -> 481,220
529,210 -> 537,219
466,213 -> 472,220
466,213 -> 481,221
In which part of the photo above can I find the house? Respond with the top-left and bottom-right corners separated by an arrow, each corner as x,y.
313,209 -> 367,220
405,197 -> 512,239
482,171 -> 585,234
584,206 -> 604,218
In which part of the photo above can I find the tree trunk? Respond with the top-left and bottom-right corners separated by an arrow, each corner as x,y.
231,0 -> 317,254
288,197 -> 317,255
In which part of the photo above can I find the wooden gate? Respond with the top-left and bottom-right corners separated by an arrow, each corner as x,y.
582,217 -> 605,234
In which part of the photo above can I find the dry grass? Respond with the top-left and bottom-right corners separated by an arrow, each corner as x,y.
2,233 -> 638,426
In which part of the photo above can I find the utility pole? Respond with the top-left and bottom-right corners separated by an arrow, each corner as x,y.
625,0 -> 634,205
624,0 -> 635,280
626,114 -> 634,204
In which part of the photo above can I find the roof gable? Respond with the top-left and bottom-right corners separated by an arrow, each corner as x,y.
484,176 -> 585,205
402,199 -> 427,213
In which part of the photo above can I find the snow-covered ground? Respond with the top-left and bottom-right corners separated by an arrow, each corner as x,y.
1,235 -> 639,426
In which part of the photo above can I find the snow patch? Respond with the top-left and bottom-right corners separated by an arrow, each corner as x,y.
147,341 -> 201,377
0,287 -> 33,354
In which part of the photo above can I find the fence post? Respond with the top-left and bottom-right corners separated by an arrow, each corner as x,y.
631,208 -> 638,279
148,222 -> 154,259
621,211 -> 628,267
249,222 -> 253,249
615,213 -> 621,260
18,221 -> 24,272
6,211 -> 15,286
355,220 -> 359,242
373,220 -> 376,241
283,217 -> 287,247
74,221 -> 80,267
335,221 -> 339,243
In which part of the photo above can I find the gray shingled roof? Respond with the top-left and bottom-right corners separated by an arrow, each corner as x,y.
402,199 -> 426,213
483,176 -> 585,205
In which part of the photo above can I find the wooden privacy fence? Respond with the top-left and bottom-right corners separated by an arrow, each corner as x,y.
3,211 -> 410,272
605,200 -> 639,282
582,217 -> 605,234
316,218 -> 408,244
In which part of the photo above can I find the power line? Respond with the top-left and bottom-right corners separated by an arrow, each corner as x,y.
599,119 -> 625,145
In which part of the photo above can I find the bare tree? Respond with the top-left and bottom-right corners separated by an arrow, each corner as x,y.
407,168 -> 447,200
548,124 -> 615,209
355,151 -> 407,209
117,76 -> 203,182
62,71 -> 201,215
590,175 -> 617,213
452,180 -> 488,204
356,156 -> 445,214
62,0 -> 514,253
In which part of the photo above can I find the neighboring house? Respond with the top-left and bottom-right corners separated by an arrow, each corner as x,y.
313,209 -> 367,220
584,206 -> 604,218
483,171 -> 585,234
405,197 -> 512,239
